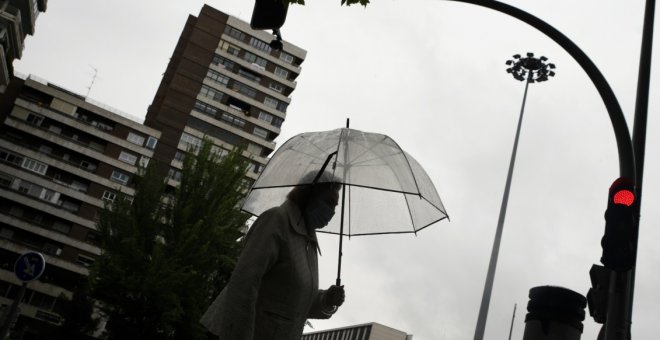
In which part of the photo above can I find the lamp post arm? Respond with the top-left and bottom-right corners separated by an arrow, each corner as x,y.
446,0 -> 635,179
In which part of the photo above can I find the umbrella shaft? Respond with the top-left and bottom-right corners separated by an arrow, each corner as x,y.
336,183 -> 347,286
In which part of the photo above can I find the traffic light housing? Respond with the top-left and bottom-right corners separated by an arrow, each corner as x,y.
600,177 -> 637,272
250,0 -> 289,30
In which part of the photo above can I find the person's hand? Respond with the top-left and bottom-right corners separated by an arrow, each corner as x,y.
325,285 -> 345,307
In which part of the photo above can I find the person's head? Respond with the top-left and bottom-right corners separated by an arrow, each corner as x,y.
287,171 -> 341,229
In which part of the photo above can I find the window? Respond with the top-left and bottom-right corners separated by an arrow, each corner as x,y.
249,37 -> 272,53
272,116 -> 284,128
102,190 -> 117,203
146,136 -> 158,150
244,52 -> 267,68
224,26 -> 246,41
200,85 -> 225,102
206,69 -> 230,86
279,52 -> 294,64
211,145 -> 228,158
253,127 -> 269,139
258,111 -> 274,124
220,41 -> 241,56
48,125 -> 62,134
221,112 -> 246,129
180,133 -> 202,149
21,158 -> 48,175
76,254 -> 95,268
60,200 -> 80,213
238,69 -> 262,83
139,156 -> 150,167
230,81 -> 257,99
274,66 -> 290,79
212,54 -> 236,70
118,151 -> 138,165
111,170 -> 130,185
174,151 -> 186,162
51,221 -> 71,234
167,168 -> 182,183
0,149 -> 23,166
277,101 -> 289,113
26,114 -> 44,125
194,100 -> 219,117
269,81 -> 285,93
0,172 -> 13,187
127,132 -> 145,146
264,97 -> 279,109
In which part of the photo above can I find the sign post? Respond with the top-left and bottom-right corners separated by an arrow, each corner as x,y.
0,252 -> 46,340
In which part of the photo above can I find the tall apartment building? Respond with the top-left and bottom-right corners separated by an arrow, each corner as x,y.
302,322 -> 413,340
0,0 -> 48,93
0,75 -> 160,337
145,4 -> 306,187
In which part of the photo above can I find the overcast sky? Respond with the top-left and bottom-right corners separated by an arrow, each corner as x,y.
13,1 -> 660,339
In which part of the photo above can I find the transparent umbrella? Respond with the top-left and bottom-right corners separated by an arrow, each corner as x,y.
242,126 -> 449,284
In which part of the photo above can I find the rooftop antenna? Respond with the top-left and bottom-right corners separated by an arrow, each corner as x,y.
86,65 -> 98,97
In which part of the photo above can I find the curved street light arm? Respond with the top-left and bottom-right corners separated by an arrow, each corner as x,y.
445,0 -> 636,179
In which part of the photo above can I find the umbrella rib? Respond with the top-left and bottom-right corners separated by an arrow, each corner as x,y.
340,134 -> 393,166
298,134 -> 336,156
317,216 -> 449,237
403,193 -> 418,235
390,139 -> 422,198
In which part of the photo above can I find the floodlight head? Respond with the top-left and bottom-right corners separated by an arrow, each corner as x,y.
540,56 -> 548,61
549,63 -> 556,69
527,52 -> 534,57
513,54 -> 521,59
506,60 -> 513,65
251,0 -> 290,30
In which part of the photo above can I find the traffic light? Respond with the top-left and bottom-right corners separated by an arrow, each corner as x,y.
250,0 -> 289,30
600,177 -> 636,271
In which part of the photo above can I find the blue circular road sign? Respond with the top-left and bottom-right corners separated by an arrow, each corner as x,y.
14,252 -> 46,282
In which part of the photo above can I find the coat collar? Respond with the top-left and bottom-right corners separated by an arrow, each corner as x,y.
283,200 -> 319,244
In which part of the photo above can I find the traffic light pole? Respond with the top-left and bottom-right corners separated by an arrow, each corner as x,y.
442,1 -> 647,339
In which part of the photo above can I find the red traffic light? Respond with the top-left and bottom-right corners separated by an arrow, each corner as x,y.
613,189 -> 635,206
609,177 -> 635,206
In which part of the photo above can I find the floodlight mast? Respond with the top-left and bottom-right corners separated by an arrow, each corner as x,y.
441,1 -> 652,340
474,53 -> 556,340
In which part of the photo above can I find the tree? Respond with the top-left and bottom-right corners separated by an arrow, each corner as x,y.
90,140 -> 250,339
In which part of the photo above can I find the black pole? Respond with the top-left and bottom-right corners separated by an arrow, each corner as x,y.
626,0 -> 655,337
336,182 -> 346,286
0,282 -> 27,340
336,118 -> 350,286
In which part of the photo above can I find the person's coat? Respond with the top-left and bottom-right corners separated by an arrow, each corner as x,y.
200,200 -> 336,340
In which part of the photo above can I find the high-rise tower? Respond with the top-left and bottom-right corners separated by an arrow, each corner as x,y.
145,5 -> 307,187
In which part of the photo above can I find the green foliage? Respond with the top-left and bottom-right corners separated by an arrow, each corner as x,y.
91,139 -> 250,339
285,0 -> 370,6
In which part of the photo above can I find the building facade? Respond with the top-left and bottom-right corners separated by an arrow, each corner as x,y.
0,0 -> 48,93
302,322 -> 413,340
0,75 -> 160,338
0,3 -> 306,338
145,4 -> 306,188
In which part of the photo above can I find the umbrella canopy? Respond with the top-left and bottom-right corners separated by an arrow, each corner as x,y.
242,128 -> 448,236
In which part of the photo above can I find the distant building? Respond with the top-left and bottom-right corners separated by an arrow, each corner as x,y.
302,322 -> 413,340
145,4 -> 307,187
0,75 -> 159,338
0,0 -> 48,93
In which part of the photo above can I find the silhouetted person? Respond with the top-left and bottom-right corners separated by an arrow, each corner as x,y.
201,175 -> 345,340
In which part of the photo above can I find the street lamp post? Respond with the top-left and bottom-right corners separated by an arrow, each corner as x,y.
473,53 -> 555,340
